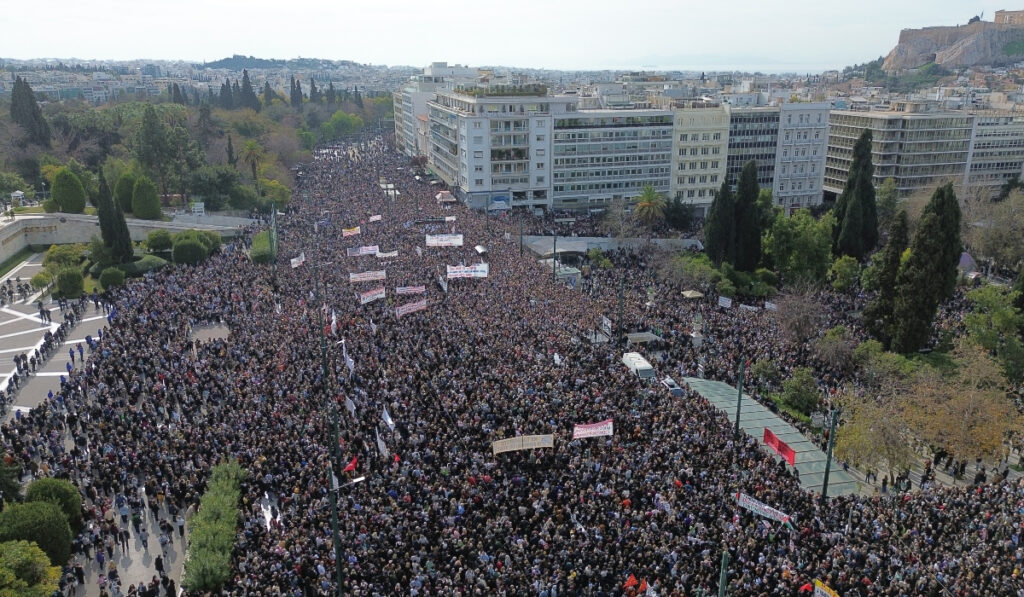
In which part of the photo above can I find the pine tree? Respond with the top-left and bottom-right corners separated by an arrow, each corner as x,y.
110,185 -> 134,263
231,80 -> 241,106
309,78 -> 320,104
704,181 -> 736,266
891,184 -> 963,352
10,77 -> 51,147
733,160 -> 762,271
834,129 -> 878,260
863,210 -> 908,348
326,82 -> 336,105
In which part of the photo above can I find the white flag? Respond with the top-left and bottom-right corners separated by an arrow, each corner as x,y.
331,472 -> 339,491
290,252 -> 306,268
375,429 -> 389,459
330,311 -> 338,336
344,397 -> 356,417
382,406 -> 395,431
342,340 -> 355,378
274,303 -> 282,315
369,319 -> 377,335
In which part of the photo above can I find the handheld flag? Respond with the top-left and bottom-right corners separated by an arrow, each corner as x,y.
382,407 -> 395,431
343,456 -> 357,473
375,429 -> 389,459
623,574 -> 638,589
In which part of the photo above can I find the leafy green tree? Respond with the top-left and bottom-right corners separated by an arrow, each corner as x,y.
96,172 -> 132,263
763,210 -> 834,283
733,160 -> 762,271
1014,265 -> 1024,316
663,197 -> 693,231
219,79 -> 234,110
965,285 -> 1024,383
42,244 -> 81,272
290,76 -> 303,109
876,177 -> 899,236
55,269 -> 83,299
0,457 -> 21,509
891,184 -> 963,352
326,82 -> 337,104
0,502 -> 72,566
146,230 -> 173,253
633,184 -> 666,243
172,238 -> 208,265
829,255 -> 861,291
226,134 -> 238,168
353,86 -> 363,109
136,105 -> 170,194
308,78 -> 320,104
98,267 -> 125,290
238,70 -> 261,112
704,181 -> 735,266
114,172 -> 137,213
778,367 -> 821,416
131,176 -> 161,220
0,172 -> 32,201
50,168 -> 86,214
189,165 -> 237,211
834,129 -> 878,260
24,479 -> 81,533
228,185 -> 258,211
240,140 -> 265,186
0,540 -> 61,596
863,211 -> 909,348
9,77 -> 50,147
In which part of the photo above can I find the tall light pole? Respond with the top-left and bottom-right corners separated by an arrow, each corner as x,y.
820,407 -> 841,503
734,356 -> 745,440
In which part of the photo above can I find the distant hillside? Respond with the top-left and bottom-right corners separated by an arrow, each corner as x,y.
199,54 -> 361,70
883,20 -> 1024,72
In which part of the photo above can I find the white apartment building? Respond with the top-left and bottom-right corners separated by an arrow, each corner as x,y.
394,63 -> 477,157
427,85 -> 566,210
774,102 -> 830,212
551,108 -> 674,211
670,102 -> 730,217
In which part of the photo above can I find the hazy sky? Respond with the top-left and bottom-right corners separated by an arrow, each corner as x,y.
3,1 -> 1004,72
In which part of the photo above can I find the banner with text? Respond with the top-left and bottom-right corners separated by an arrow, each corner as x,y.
396,299 -> 427,318
359,287 -> 386,305
492,434 -> 555,456
368,215 -> 382,222
395,285 -> 425,295
813,580 -> 839,597
763,428 -> 796,466
718,296 -> 733,308
350,270 -> 387,283
735,492 -> 792,526
426,234 -> 464,247
347,245 -> 379,257
572,418 -> 614,440
376,250 -> 399,259
343,226 -> 361,237
446,263 -> 490,279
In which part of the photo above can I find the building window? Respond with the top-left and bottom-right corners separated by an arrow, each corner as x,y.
536,162 -> 545,169
536,176 -> 545,184
475,179 -> 484,186
711,161 -> 719,168
688,176 -> 696,184
687,190 -> 695,197
473,136 -> 483,144
474,151 -> 483,158
702,133 -> 710,141
691,134 -> 699,141
475,165 -> 483,172
700,161 -> 708,169
713,132 -> 721,140
536,149 -> 545,156
536,135 -> 545,142
473,121 -> 482,129
711,174 -> 718,182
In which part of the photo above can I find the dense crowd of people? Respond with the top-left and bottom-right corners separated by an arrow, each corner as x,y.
1,137 -> 1022,596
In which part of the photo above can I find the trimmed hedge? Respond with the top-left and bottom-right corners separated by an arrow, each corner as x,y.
131,177 -> 161,220
172,239 -> 206,265
55,269 -> 83,299
98,267 -> 126,290
0,502 -> 72,566
146,230 -> 172,253
183,461 -> 246,593
120,255 -> 168,277
249,230 -> 272,264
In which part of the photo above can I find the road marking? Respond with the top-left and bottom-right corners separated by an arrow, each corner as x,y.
1,307 -> 46,325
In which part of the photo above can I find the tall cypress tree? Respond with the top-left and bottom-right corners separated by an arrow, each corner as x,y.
219,79 -> 233,109
239,69 -> 260,112
326,82 -> 336,105
171,83 -> 185,105
891,184 -> 962,352
290,76 -> 303,108
733,160 -> 762,272
10,77 -> 51,147
309,78 -> 320,104
97,171 -> 116,248
353,86 -> 363,109
834,129 -> 878,260
262,81 -> 275,108
863,210 -> 908,348
226,134 -> 237,168
704,181 -> 735,266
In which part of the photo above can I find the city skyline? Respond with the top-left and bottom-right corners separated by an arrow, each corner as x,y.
3,0 -> 1006,73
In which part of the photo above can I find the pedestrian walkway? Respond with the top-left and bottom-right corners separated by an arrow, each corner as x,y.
683,377 -> 860,497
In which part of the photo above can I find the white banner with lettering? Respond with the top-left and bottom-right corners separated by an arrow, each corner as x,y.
735,492 -> 792,525
350,270 -> 387,283
347,245 -> 379,257
342,226 -> 361,237
492,434 -> 555,456
376,250 -> 398,258
359,287 -> 386,305
572,419 -> 614,440
446,263 -> 489,279
395,299 -> 427,318
395,285 -> 425,295
718,296 -> 733,308
426,234 -> 464,247
368,214 -> 382,222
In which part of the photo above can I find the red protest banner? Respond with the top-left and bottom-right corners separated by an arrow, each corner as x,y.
763,428 -> 796,466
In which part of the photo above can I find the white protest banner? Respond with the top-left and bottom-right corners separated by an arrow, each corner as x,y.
396,299 -> 427,318
735,492 -> 792,526
572,418 -> 614,440
290,252 -> 306,268
426,234 -> 464,247
415,246 -> 422,257
359,287 -> 386,305
437,275 -> 448,294
347,245 -> 380,257
718,296 -> 733,309
342,226 -> 361,237
376,250 -> 399,258
444,216 -> 456,222
446,263 -> 489,279
368,215 -> 382,222
350,270 -> 387,283
492,434 -> 555,456
375,429 -> 389,459
395,285 -> 425,295
382,407 -> 395,431
739,304 -> 759,312
764,301 -> 778,311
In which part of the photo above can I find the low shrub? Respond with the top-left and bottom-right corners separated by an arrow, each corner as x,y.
120,255 -> 168,277
249,230 -> 272,264
172,238 -> 207,265
183,461 -> 246,593
24,478 -> 82,533
98,267 -> 126,290
0,501 -> 72,566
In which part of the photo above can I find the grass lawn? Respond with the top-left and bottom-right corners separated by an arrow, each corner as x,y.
0,247 -> 35,278
13,206 -> 45,214
83,275 -> 100,294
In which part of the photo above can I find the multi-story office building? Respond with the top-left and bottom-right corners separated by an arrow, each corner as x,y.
670,102 -> 730,217
394,63 -> 477,157
725,105 -> 780,189
965,112 -> 1024,198
825,110 -> 975,198
774,102 -> 830,212
427,85 -> 566,210
551,109 -> 674,211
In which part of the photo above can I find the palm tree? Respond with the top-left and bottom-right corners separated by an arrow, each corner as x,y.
240,140 -> 265,192
634,184 -> 666,245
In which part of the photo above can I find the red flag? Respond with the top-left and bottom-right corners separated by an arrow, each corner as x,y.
623,574 -> 638,588
639,579 -> 648,592
393,454 -> 400,463
798,582 -> 813,592
343,456 -> 357,472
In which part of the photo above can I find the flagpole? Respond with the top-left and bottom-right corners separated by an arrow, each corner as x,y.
734,356 -> 744,440
717,549 -> 730,597
313,256 -> 345,595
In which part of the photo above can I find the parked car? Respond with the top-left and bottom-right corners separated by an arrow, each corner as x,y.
661,376 -> 683,396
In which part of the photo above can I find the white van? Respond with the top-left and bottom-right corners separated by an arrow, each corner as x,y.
622,352 -> 655,379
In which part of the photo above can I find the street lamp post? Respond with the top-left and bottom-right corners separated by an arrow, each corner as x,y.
734,356 -> 745,440
820,407 -> 841,503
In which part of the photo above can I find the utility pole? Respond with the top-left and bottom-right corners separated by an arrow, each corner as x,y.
552,234 -> 557,283
821,408 -> 841,503
313,257 -> 344,595
734,356 -> 744,439
717,549 -> 730,597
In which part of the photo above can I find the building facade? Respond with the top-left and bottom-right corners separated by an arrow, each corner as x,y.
725,105 -> 780,189
965,112 -> 1024,197
773,102 -> 830,212
394,63 -> 477,157
670,103 -> 730,217
825,110 -> 975,198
